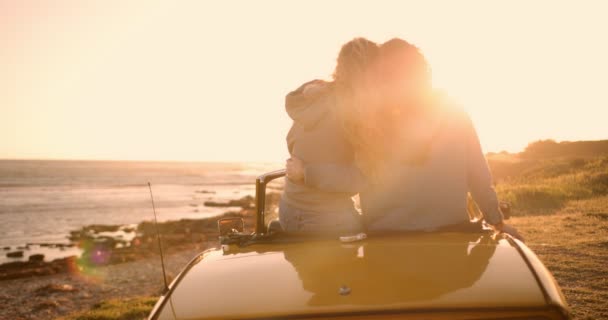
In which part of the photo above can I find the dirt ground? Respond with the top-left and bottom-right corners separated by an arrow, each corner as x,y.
0,245 -> 207,320
510,196 -> 608,320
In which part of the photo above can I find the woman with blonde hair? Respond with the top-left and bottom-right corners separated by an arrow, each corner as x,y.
279,37 -> 378,234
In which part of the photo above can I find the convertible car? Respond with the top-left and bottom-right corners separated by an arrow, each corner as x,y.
148,169 -> 571,320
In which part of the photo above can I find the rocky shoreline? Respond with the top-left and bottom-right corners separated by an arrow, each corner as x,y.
0,194 -> 278,281
0,218 -> 226,320
1,246 -> 206,320
0,209 -> 252,281
0,193 -> 281,319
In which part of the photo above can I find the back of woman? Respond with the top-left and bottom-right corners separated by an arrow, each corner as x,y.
279,37 -> 379,235
280,81 -> 361,234
360,104 -> 500,231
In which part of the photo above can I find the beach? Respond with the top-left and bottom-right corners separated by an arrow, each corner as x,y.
0,203 -> 275,319
1,246 -> 200,320
0,160 -> 282,319
0,160 -> 279,260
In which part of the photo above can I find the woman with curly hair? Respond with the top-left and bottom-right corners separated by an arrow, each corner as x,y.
279,37 -> 379,234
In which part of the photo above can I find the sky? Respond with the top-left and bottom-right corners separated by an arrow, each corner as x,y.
2,0 -> 607,162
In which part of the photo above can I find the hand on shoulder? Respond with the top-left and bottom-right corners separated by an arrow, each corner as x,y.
302,80 -> 329,96
286,157 -> 306,183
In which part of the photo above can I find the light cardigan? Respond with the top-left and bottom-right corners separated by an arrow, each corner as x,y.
303,107 -> 504,231
280,80 -> 361,233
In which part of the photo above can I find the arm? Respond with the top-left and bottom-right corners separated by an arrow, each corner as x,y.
304,163 -> 367,193
285,157 -> 366,193
284,80 -> 364,193
464,116 -> 504,226
464,116 -> 525,240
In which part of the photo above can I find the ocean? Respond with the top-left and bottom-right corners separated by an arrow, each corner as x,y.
0,160 -> 281,250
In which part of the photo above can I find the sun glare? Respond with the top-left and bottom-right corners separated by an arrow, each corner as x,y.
1,0 -> 607,161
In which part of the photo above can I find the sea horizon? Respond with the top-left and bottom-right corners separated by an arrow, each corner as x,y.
0,159 -> 281,252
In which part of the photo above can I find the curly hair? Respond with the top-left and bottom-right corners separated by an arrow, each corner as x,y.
331,38 -> 382,179
339,38 -> 435,180
380,38 -> 431,88
332,37 -> 379,87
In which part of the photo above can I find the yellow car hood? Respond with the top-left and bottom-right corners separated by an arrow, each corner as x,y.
157,232 -> 551,319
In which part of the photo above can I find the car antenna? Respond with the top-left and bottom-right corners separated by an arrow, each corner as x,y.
148,182 -> 169,293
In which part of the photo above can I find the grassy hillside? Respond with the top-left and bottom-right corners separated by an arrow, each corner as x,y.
488,142 -> 607,319
489,156 -> 608,214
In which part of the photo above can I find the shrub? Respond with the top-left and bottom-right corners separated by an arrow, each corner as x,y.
491,155 -> 608,214
61,297 -> 157,320
497,184 -> 567,213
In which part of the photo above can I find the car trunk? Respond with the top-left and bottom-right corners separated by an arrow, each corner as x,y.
155,232 -> 555,320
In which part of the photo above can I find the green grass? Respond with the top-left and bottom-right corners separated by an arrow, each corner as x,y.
490,154 -> 608,319
60,297 -> 157,320
490,156 -> 608,214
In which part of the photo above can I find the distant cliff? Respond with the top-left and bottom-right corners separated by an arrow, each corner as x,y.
520,139 -> 608,159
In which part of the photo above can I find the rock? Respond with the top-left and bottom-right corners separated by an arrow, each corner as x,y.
6,251 -> 23,258
32,300 -> 59,311
94,236 -> 117,249
35,284 -> 77,295
0,256 -> 76,281
68,230 -> 83,241
204,195 -> 255,209
84,224 -> 121,233
28,254 -> 45,262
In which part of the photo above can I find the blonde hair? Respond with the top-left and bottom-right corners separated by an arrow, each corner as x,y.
331,38 -> 383,180
336,38 -> 435,180
381,38 -> 431,88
